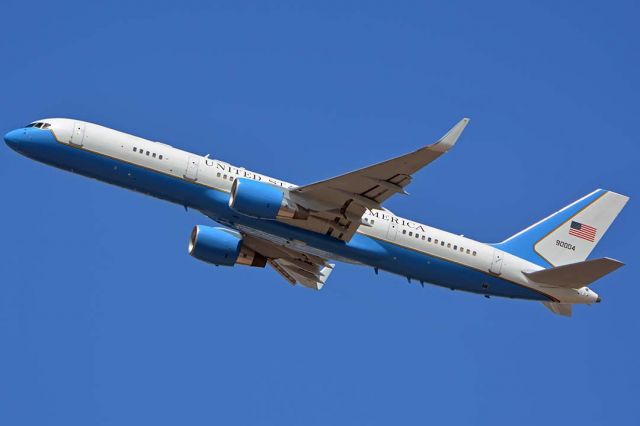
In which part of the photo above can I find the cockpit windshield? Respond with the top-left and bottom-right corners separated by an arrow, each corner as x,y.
26,122 -> 51,129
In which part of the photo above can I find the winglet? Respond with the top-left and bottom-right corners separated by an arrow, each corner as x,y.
430,118 -> 470,153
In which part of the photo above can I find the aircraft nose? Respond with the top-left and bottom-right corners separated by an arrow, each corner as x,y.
4,128 -> 26,149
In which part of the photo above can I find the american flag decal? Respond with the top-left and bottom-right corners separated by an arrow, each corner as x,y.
569,221 -> 597,242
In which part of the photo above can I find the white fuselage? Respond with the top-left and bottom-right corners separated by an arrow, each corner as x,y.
5,118 -> 599,305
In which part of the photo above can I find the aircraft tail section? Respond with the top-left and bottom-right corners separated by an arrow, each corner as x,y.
525,257 -> 624,288
495,189 -> 629,267
542,302 -> 573,317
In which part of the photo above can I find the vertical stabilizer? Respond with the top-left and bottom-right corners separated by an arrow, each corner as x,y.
495,190 -> 628,267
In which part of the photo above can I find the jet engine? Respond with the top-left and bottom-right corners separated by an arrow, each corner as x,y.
229,178 -> 308,220
188,225 -> 266,267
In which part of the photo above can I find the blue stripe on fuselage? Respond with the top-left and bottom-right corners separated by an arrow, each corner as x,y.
12,129 -> 552,301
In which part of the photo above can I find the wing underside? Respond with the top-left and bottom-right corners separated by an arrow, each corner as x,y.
242,233 -> 335,290
280,118 -> 469,241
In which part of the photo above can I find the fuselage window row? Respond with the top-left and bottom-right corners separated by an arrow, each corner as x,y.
216,172 -> 236,181
402,229 -> 476,256
133,146 -> 163,160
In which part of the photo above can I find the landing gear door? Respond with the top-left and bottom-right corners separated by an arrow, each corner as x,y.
386,221 -> 398,241
184,156 -> 200,181
489,249 -> 504,275
69,121 -> 85,146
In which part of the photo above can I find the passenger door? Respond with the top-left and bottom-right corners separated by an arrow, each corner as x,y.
69,121 -> 85,146
386,221 -> 398,241
489,249 -> 504,275
184,156 -> 200,181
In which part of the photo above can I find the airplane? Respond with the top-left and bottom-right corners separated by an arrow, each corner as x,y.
4,118 -> 629,316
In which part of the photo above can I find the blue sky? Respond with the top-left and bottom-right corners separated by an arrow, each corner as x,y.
1,1 -> 638,424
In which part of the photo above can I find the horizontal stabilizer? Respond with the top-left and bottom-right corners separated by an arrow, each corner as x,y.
542,302 -> 573,317
525,257 -> 624,288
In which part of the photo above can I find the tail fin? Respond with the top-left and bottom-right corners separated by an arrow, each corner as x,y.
495,189 -> 629,267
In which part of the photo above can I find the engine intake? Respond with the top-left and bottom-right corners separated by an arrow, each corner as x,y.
188,225 -> 266,267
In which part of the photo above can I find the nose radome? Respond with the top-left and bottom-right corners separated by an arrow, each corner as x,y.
4,128 -> 25,149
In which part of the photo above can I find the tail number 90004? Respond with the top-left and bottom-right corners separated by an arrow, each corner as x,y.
556,240 -> 576,251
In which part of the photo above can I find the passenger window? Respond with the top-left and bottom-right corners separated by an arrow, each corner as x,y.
434,239 -> 438,244
447,243 -> 451,248
159,155 -> 163,160
453,245 -> 457,250
133,147 -> 137,152
146,151 -> 150,156
473,251 -> 477,256
422,236 -> 425,240
409,232 -> 413,236
152,153 -> 156,158
415,234 -> 419,239
217,172 -> 221,177
441,241 -> 445,246
370,220 -> 375,225
223,174 -> 227,179
466,249 -> 470,254
428,237 -> 432,242
402,230 -> 406,234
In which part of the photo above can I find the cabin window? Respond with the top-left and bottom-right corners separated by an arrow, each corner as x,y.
370,220 -> 375,225
223,174 -> 227,179
453,245 -> 457,250
473,251 -> 477,256
422,235 -> 425,240
133,147 -> 137,152
466,249 -> 470,254
460,247 -> 464,252
434,239 -> 438,244
409,231 -> 413,236
217,172 -> 221,177
447,243 -> 451,248
146,151 -> 150,156
159,155 -> 163,160
402,229 -> 406,234
441,241 -> 445,246
428,237 -> 432,242
152,153 -> 156,158
415,234 -> 419,239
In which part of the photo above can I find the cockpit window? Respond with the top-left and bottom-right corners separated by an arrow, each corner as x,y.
26,122 -> 51,129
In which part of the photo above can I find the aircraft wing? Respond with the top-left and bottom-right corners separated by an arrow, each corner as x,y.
284,118 -> 469,241
242,234 -> 335,290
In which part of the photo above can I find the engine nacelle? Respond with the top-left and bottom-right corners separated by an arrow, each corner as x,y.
229,178 -> 308,220
188,225 -> 266,267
